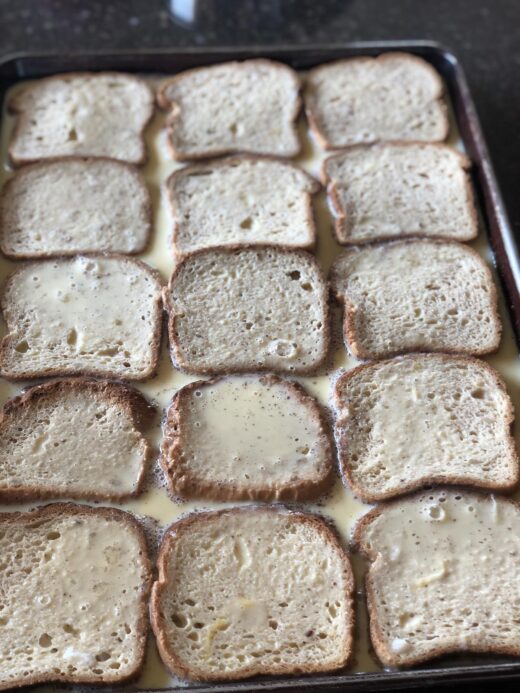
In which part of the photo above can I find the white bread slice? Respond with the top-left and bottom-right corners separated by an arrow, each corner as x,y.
0,503 -> 151,690
305,53 -> 448,149
353,489 -> 520,667
151,507 -> 354,681
166,156 -> 320,258
165,246 -> 329,375
161,374 -> 334,501
0,378 -> 155,501
157,60 -> 301,160
0,158 -> 152,258
0,256 -> 163,381
333,355 -> 518,503
323,144 -> 478,244
330,240 -> 501,359
8,72 -> 153,166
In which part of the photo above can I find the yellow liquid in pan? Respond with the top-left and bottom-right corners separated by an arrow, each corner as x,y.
0,76 -> 519,686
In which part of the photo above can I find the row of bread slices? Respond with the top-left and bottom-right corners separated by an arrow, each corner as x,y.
2,490 -> 520,689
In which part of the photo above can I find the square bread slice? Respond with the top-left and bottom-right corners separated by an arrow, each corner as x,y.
161,374 -> 334,501
0,503 -> 151,690
166,156 -> 320,258
0,158 -> 152,258
305,53 -> 449,149
0,256 -> 163,381
8,72 -> 154,166
151,507 -> 354,681
323,144 -> 478,244
330,240 -> 501,359
157,60 -> 301,160
165,246 -> 329,375
333,355 -> 518,503
0,378 -> 155,502
353,489 -> 520,667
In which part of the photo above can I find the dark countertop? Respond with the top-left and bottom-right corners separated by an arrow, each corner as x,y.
0,1 -> 519,691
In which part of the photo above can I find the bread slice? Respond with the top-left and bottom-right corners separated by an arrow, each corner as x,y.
333,355 -> 518,503
353,489 -> 520,667
0,502 -> 151,690
8,72 -> 153,166
305,53 -> 449,149
0,158 -> 152,258
165,246 -> 329,375
0,378 -> 155,501
161,374 -> 333,501
166,156 -> 320,258
0,255 -> 163,381
323,144 -> 478,244
151,507 -> 354,681
330,240 -> 501,359
157,60 -> 301,160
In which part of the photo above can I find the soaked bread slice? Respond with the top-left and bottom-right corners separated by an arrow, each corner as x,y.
330,240 -> 501,359
0,256 -> 163,380
305,53 -> 448,149
165,246 -> 329,375
157,60 -> 301,160
353,489 -> 520,667
323,144 -> 477,244
333,355 -> 518,502
0,503 -> 151,690
166,156 -> 319,258
161,374 -> 334,501
8,72 -> 154,165
0,158 -> 152,258
0,379 -> 155,501
151,507 -> 354,681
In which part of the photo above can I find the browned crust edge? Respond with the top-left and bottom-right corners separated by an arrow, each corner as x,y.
304,53 -> 450,151
150,506 -> 355,681
329,239 -> 502,360
0,254 -> 164,382
0,377 -> 156,503
0,157 -> 153,259
156,59 -> 302,161
164,154 -> 321,260
7,72 -> 155,168
352,488 -> 520,668
321,143 -> 479,245
159,373 -> 335,502
332,354 -> 519,503
0,501 -> 152,690
164,244 -> 331,376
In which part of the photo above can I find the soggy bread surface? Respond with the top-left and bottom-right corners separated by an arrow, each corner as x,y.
151,507 -> 354,681
354,490 -> 520,667
0,503 -> 151,690
161,374 -> 334,501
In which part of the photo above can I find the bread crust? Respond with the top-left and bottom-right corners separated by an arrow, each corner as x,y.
321,143 -> 479,245
160,373 -> 335,501
165,244 -> 331,375
157,59 -> 302,161
0,157 -> 153,259
151,506 -> 355,681
329,239 -> 502,360
165,154 -> 321,260
352,488 -> 520,668
0,254 -> 164,381
0,501 -> 152,690
0,377 -> 156,502
8,71 -> 155,167
333,354 -> 519,503
305,52 -> 450,150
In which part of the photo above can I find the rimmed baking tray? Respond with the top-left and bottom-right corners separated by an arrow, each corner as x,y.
0,41 -> 519,692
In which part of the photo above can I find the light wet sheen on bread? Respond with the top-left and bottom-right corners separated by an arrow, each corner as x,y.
151,507 -> 354,681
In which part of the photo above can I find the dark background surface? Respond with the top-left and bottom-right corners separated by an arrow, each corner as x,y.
1,1 -> 519,691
